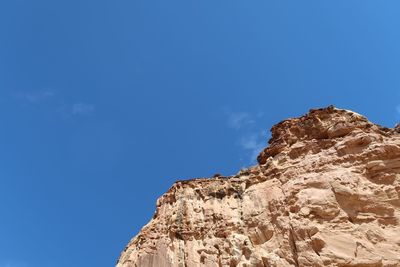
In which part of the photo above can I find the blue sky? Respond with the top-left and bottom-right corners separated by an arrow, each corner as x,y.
1,1 -> 400,267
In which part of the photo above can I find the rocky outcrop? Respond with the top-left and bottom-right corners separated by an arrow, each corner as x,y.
116,106 -> 400,267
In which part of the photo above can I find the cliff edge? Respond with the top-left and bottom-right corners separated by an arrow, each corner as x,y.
117,106 -> 400,267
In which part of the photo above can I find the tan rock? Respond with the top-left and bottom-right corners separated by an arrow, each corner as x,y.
116,106 -> 400,267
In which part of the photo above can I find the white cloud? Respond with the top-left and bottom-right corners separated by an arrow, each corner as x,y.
239,132 -> 267,163
226,111 -> 255,130
11,90 -> 96,119
72,102 -> 95,115
223,108 -> 269,163
14,90 -> 54,103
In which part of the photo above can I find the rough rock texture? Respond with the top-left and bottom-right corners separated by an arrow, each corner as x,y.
117,106 -> 400,267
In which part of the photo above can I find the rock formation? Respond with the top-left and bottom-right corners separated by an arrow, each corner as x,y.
116,106 -> 400,267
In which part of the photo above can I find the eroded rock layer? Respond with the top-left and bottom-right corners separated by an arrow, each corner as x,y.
117,106 -> 400,267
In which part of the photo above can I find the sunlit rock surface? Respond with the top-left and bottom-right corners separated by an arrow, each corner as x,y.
117,106 -> 400,267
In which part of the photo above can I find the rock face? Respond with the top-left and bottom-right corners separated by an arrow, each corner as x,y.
117,106 -> 400,267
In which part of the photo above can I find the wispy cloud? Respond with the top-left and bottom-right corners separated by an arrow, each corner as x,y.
224,109 -> 268,164
13,90 -> 55,103
72,102 -> 95,116
11,90 -> 96,118
238,131 -> 267,163
226,111 -> 255,130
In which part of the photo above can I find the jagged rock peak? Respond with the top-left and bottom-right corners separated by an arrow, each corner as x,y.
257,105 -> 393,164
117,106 -> 400,267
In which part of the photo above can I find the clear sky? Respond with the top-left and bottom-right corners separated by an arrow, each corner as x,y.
1,1 -> 400,267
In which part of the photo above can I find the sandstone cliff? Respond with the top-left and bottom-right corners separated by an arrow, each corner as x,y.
117,106 -> 400,267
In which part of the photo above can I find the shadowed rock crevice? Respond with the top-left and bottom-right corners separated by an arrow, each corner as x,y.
117,106 -> 400,267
